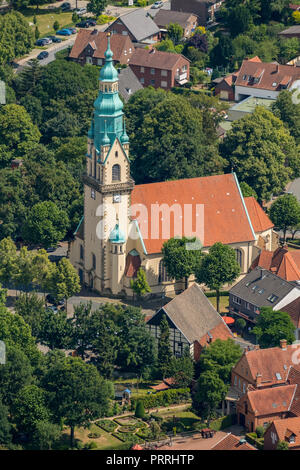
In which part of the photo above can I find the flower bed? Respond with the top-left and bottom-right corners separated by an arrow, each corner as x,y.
118,425 -> 139,433
113,432 -> 144,444
96,420 -> 118,433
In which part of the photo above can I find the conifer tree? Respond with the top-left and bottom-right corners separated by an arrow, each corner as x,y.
158,314 -> 172,378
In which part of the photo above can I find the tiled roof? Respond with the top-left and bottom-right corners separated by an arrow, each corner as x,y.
271,417 -> 300,448
148,283 -> 233,344
153,10 -> 196,29
69,30 -> 134,61
282,297 -> 300,328
279,25 -> 300,35
212,433 -> 256,450
234,344 -> 300,386
129,47 -> 186,70
244,197 -> 274,233
252,246 -> 300,281
247,384 -> 296,415
117,67 -> 143,102
111,8 -> 160,42
287,367 -> 300,416
131,173 -> 256,254
198,321 -> 233,348
235,58 -> 300,91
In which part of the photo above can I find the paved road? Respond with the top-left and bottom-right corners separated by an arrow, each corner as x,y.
288,177 -> 300,203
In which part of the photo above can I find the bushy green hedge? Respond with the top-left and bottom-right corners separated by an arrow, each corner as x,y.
135,388 -> 190,409
210,414 -> 235,431
96,419 -> 118,433
205,291 -> 229,298
113,432 -> 144,444
246,433 -> 264,450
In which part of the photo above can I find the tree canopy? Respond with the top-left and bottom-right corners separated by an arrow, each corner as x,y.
253,306 -> 295,348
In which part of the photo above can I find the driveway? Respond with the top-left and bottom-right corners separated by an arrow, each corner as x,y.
159,431 -> 228,450
287,178 -> 300,203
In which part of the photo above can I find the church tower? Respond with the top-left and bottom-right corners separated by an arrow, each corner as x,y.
78,33 -> 134,295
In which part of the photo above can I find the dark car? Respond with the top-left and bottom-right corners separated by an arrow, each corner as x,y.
35,38 -> 48,46
37,51 -> 49,60
68,27 -> 77,34
86,19 -> 96,26
48,35 -> 62,43
61,2 -> 71,10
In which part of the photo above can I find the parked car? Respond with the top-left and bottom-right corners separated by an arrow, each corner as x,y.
61,2 -> 71,10
75,7 -> 87,16
47,305 -> 59,314
68,27 -> 77,34
42,37 -> 52,44
48,35 -> 62,43
151,1 -> 163,8
56,28 -> 72,36
76,19 -> 96,28
35,38 -> 48,46
37,51 -> 49,60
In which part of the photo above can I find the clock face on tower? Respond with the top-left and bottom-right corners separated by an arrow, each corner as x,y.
113,194 -> 121,203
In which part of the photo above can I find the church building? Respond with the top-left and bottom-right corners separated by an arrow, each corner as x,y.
69,34 -> 277,298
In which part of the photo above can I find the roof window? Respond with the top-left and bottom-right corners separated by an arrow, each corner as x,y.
267,294 -> 278,303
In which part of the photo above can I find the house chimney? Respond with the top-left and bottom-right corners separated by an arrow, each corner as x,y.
255,373 -> 262,387
280,339 -> 287,350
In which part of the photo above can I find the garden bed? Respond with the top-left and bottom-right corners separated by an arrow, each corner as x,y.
95,419 -> 118,433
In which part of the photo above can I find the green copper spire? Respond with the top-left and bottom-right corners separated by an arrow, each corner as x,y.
92,33 -> 125,150
121,117 -> 129,144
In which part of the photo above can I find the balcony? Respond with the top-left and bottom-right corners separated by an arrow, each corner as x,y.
175,72 -> 188,85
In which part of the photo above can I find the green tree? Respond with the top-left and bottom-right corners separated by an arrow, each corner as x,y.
162,237 -> 202,290
87,0 -> 108,17
226,5 -> 253,37
15,293 -> 45,338
277,440 -> 289,450
0,400 -> 11,446
195,243 -> 240,313
19,95 -> 43,126
220,107 -> 300,201
253,307 -> 295,348
38,308 -> 72,350
158,314 -> 172,378
18,58 -> 42,96
168,347 -> 194,388
46,258 -> 81,307
240,182 -> 258,200
53,20 -> 60,32
272,90 -> 300,144
0,345 -> 33,406
269,194 -> 300,242
0,237 -> 18,286
22,201 -> 69,249
42,357 -> 113,447
0,12 -> 34,65
197,338 -> 242,384
35,26 -> 40,40
12,385 -> 50,434
135,400 -> 145,419
131,268 -> 151,299
193,370 -> 228,424
236,318 -> 246,335
0,104 -> 41,168
69,301 -> 94,359
167,23 -> 184,45
33,420 -> 61,450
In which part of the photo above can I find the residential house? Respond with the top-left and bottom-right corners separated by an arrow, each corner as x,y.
234,57 -> 300,101
69,30 -> 134,66
153,10 -> 198,38
171,0 -> 224,26
278,25 -> 300,39
214,56 -> 300,101
235,365 -> 300,432
264,416 -> 300,450
116,67 -> 143,102
281,297 -> 300,340
128,47 -> 190,89
146,283 -> 233,360
212,433 -> 256,450
105,9 -> 160,44
251,246 -> 300,282
229,267 -> 300,324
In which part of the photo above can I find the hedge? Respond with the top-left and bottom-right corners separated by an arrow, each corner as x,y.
246,433 -> 264,450
134,388 -> 190,409
112,432 -> 144,444
95,420 -> 118,433
205,291 -> 229,298
210,414 -> 235,431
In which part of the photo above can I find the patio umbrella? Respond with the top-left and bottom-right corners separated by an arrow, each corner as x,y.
222,316 -> 235,325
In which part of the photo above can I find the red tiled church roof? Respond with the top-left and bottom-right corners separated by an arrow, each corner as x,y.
131,174 -> 258,254
244,197 -> 274,233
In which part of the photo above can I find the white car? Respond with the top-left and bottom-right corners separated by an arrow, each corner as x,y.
151,1 -> 163,8
75,7 -> 87,16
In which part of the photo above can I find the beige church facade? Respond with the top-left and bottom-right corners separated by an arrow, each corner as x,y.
69,35 -> 277,298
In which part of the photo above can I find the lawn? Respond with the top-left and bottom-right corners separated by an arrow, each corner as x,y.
207,295 -> 229,313
20,6 -> 75,37
114,377 -> 159,399
57,424 -> 129,450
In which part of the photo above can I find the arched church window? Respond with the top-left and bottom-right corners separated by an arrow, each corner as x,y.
112,164 -> 121,181
158,259 -> 170,283
92,253 -> 96,269
235,249 -> 243,268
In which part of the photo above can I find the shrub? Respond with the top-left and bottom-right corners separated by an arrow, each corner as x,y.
256,426 -> 265,438
210,414 -> 234,431
84,441 -> 98,449
135,401 -> 145,419
113,432 -> 144,444
88,431 -> 101,439
141,388 -> 190,409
